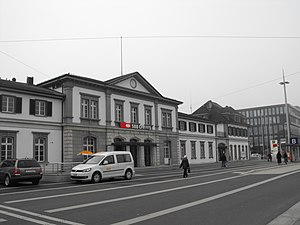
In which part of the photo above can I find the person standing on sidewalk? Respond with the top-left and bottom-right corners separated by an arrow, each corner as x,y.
179,155 -> 190,178
283,151 -> 288,164
276,151 -> 282,165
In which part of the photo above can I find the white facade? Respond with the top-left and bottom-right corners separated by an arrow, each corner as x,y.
0,78 -> 64,163
178,114 -> 217,164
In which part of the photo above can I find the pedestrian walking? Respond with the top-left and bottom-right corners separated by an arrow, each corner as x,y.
220,152 -> 227,168
283,151 -> 288,165
267,153 -> 272,162
276,151 -> 282,165
179,155 -> 190,178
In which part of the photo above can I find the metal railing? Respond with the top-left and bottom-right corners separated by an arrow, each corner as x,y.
40,162 -> 82,175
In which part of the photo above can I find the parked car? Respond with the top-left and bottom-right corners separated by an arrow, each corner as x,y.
71,151 -> 135,183
0,159 -> 43,187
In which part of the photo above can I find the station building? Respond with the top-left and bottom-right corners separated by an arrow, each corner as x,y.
38,72 -> 182,167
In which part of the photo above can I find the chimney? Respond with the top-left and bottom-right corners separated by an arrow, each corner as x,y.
27,77 -> 34,85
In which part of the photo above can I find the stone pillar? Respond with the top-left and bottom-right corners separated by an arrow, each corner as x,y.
140,146 -> 145,167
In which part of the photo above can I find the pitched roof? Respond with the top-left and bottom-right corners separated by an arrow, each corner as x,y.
192,100 -> 247,125
38,72 -> 182,105
0,78 -> 64,99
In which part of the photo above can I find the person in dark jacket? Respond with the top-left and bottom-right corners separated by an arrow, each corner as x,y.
276,151 -> 282,165
220,152 -> 227,168
283,151 -> 288,164
179,155 -> 190,178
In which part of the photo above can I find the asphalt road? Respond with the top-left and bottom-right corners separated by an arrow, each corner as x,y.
0,160 -> 300,225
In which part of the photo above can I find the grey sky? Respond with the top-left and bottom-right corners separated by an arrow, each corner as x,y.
0,0 -> 299,113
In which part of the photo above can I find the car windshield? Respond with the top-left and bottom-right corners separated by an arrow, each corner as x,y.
83,155 -> 105,164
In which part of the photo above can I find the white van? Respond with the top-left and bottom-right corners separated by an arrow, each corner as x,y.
70,151 -> 135,183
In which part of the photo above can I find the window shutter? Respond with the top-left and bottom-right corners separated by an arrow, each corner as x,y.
15,97 -> 22,113
47,102 -> 52,116
0,95 -> 2,112
30,99 -> 35,115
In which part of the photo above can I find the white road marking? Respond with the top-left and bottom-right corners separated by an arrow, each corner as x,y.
111,170 -> 300,225
0,205 -> 84,225
5,170 -> 230,204
0,218 -> 7,223
45,174 -> 244,213
0,209 -> 56,225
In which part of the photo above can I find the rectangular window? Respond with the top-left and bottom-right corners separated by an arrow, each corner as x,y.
198,124 -> 205,133
30,99 -> 52,117
34,137 -> 45,162
80,95 -> 99,120
33,133 -> 48,162
0,95 -> 22,113
35,100 -> 46,116
208,142 -> 213,158
200,141 -> 205,159
189,122 -> 196,132
207,125 -> 214,134
131,104 -> 139,124
115,100 -> 124,123
164,141 -> 171,158
2,96 -> 14,112
116,154 -> 132,163
191,141 -> 196,159
180,141 -> 186,158
144,106 -> 152,126
1,136 -> 14,161
179,121 -> 187,131
162,110 -> 172,128
90,100 -> 98,119
83,137 -> 96,153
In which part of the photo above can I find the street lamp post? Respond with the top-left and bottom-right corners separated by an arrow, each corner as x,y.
279,69 -> 291,159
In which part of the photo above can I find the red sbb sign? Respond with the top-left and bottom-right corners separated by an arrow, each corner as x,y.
120,122 -> 132,129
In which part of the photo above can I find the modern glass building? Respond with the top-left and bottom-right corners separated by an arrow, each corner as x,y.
237,104 -> 300,160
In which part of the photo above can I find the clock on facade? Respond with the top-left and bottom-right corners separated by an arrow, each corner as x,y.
130,79 -> 137,88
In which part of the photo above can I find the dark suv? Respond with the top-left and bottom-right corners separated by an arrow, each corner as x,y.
0,159 -> 43,187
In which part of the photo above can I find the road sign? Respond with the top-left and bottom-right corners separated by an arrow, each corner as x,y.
290,137 -> 298,145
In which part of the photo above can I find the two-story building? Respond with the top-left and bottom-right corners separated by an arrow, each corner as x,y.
178,112 -> 217,164
0,77 -> 64,163
38,72 -> 182,167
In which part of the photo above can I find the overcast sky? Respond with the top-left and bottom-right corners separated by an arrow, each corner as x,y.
0,0 -> 299,113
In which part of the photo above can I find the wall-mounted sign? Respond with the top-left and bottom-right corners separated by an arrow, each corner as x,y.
290,137 -> 298,145
120,122 -> 152,130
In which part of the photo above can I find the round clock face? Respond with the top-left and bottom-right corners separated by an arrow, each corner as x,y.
130,79 -> 137,88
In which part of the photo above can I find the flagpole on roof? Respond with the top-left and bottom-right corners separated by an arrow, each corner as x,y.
120,36 -> 123,75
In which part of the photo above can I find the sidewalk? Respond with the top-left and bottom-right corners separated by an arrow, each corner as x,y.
267,201 -> 300,225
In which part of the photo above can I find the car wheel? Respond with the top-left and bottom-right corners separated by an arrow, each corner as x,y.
124,169 -> 133,180
91,172 -> 101,183
4,175 -> 12,187
32,179 -> 40,185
